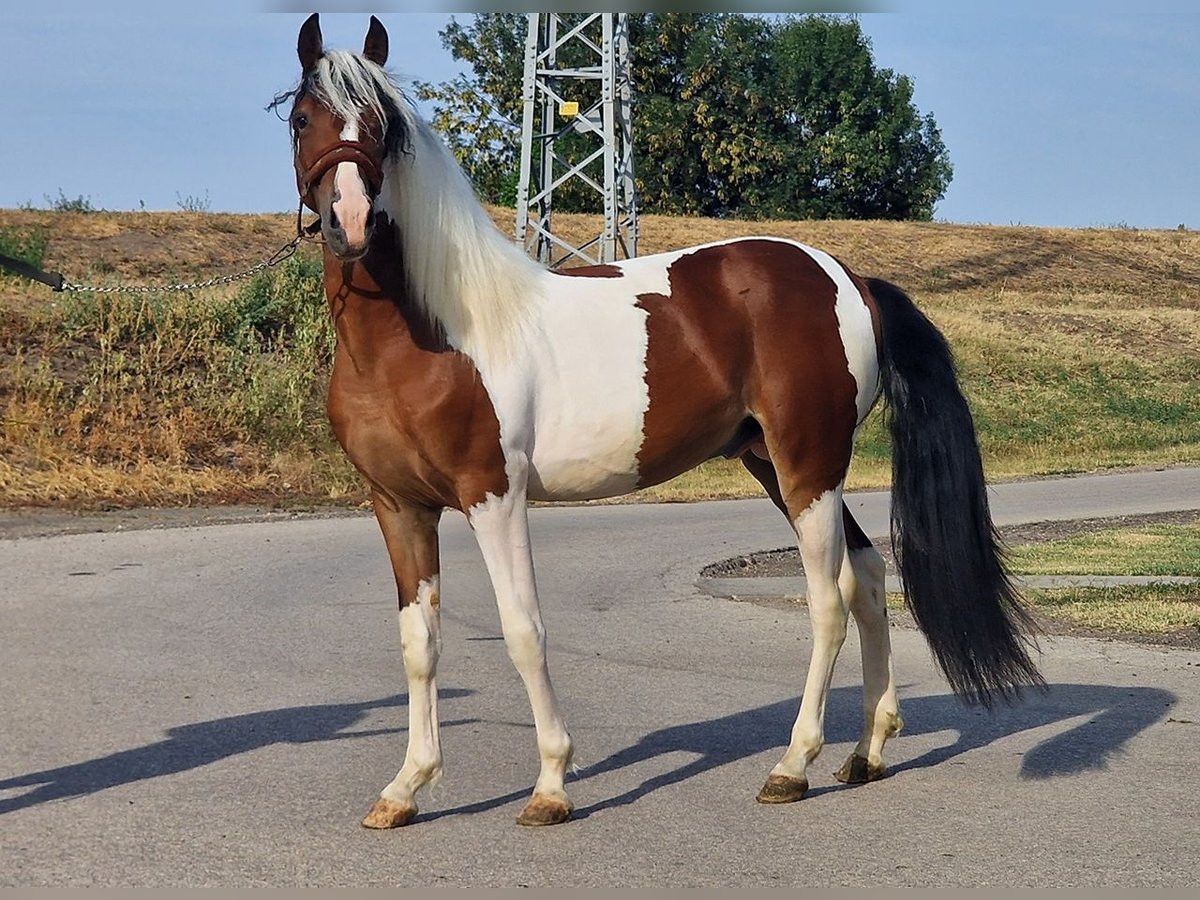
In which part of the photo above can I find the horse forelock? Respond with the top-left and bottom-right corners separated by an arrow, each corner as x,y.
273,50 -> 412,158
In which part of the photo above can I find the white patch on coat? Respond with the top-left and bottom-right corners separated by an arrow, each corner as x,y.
769,485 -> 848,779
397,574 -> 440,693
792,486 -> 845,558
467,489 -> 574,794
791,243 -> 880,422
525,286 -> 650,499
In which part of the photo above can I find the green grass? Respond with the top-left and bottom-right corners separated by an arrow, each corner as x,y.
1007,522 -> 1200,637
1024,584 -> 1200,635
1,252 -> 366,506
0,223 -> 49,272
1008,523 -> 1200,577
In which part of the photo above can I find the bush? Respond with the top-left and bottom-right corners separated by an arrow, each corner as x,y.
8,252 -> 338,477
0,224 -> 49,270
44,189 -> 97,213
176,191 -> 212,213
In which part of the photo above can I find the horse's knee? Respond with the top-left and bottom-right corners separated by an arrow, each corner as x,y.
399,609 -> 439,679
502,618 -> 547,671
846,548 -> 887,618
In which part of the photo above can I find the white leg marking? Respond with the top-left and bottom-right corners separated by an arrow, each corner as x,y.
469,486 -> 573,803
841,546 -> 902,768
773,487 -> 849,781
380,576 -> 442,807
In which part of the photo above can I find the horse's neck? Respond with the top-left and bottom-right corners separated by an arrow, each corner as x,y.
381,153 -> 544,365
323,244 -> 446,369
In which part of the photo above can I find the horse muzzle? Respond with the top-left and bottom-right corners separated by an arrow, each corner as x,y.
297,140 -> 385,260
324,202 -> 377,261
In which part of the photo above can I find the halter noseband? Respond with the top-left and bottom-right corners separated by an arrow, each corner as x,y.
297,139 -> 385,211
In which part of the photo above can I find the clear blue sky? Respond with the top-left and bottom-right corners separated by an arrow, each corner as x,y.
2,7 -> 1197,229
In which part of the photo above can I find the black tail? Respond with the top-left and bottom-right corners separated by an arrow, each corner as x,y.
868,277 -> 1044,707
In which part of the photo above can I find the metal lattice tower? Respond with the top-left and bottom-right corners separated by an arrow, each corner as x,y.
515,13 -> 637,267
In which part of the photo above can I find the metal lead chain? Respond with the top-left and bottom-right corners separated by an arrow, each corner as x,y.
59,234 -> 307,295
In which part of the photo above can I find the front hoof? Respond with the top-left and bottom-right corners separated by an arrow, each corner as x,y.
516,794 -> 572,827
756,773 -> 808,804
361,797 -> 417,829
834,753 -> 886,785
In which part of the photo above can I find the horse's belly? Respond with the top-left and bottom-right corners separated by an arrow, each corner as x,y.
526,380 -> 650,500
527,429 -> 644,501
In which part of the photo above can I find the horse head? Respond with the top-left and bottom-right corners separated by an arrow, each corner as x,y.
288,14 -> 399,261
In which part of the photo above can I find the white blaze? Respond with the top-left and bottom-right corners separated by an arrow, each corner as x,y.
332,120 -> 373,251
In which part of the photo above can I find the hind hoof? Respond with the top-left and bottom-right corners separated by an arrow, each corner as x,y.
756,773 -> 808,804
834,753 -> 886,784
361,797 -> 417,829
516,794 -> 572,826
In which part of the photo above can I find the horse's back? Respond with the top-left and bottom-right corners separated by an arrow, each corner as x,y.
520,238 -> 881,499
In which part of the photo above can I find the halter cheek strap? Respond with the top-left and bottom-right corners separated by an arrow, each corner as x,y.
297,140 -> 385,211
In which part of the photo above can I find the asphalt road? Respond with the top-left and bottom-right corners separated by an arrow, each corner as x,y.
2,468 -> 1198,887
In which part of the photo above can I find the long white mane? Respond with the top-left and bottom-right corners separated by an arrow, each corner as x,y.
309,51 -> 544,361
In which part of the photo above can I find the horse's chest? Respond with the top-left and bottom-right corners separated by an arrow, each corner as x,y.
327,350 -> 510,510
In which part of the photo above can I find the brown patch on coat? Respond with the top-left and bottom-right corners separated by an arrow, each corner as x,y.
553,264 -> 624,278
371,497 -> 441,608
323,214 -> 509,516
635,240 -> 863,519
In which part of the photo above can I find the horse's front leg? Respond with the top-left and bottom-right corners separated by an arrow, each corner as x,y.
361,494 -> 444,829
468,474 -> 574,826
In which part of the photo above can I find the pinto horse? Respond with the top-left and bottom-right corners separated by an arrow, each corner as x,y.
278,14 -> 1043,829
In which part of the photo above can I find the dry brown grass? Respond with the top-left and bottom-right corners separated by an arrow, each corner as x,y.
1,207 -> 1197,510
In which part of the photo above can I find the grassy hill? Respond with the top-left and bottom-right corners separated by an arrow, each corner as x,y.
1,208 -> 1197,510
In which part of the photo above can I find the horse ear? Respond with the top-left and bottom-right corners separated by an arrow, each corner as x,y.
363,15 -> 389,66
298,13 -> 324,74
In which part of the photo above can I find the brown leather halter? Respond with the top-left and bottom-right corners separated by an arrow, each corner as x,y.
296,139 -> 385,212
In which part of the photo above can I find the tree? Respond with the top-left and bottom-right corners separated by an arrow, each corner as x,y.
414,13 -> 952,221
412,14 -> 525,205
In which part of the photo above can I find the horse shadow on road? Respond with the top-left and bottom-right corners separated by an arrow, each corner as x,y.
424,681 -> 1175,822
1,683 -> 1174,821
0,690 -> 473,816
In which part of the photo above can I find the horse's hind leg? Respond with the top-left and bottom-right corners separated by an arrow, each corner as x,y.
362,495 -> 443,829
743,456 -> 903,791
835,510 -> 902,784
757,476 -> 850,804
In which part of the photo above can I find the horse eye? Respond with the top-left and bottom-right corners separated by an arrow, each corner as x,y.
292,115 -> 309,133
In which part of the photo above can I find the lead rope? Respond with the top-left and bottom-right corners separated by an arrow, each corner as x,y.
0,210 -> 322,295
